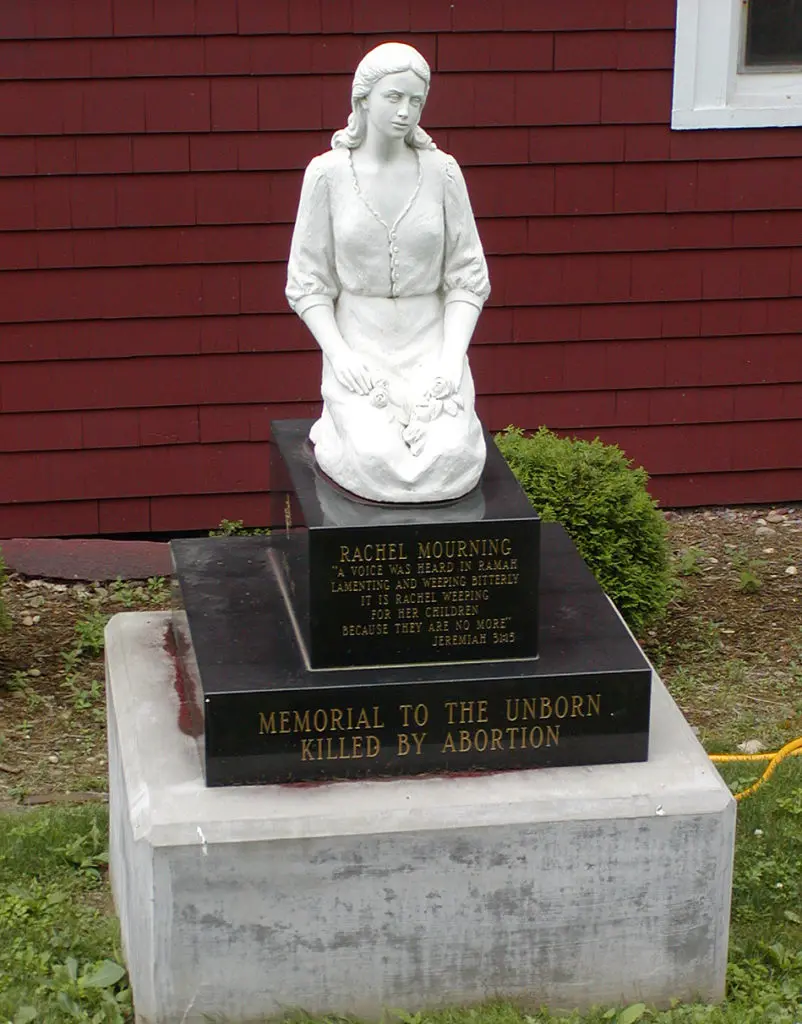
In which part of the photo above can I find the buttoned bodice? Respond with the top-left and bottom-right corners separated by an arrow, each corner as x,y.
286,146 -> 490,316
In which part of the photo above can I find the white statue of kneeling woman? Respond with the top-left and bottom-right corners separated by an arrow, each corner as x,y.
286,42 -> 490,504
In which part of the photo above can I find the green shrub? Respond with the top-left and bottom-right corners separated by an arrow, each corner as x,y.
495,426 -> 670,634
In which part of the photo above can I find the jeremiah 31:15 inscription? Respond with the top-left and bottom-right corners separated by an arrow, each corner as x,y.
307,522 -> 540,668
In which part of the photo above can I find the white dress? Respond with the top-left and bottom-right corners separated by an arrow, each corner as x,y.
285,145 -> 491,503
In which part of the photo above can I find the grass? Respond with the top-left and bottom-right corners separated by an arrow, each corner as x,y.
0,760 -> 800,1023
676,547 -> 709,577
209,518 -> 271,537
0,805 -> 131,1024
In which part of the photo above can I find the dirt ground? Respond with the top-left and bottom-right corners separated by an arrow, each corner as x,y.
0,576 -> 170,810
643,504 -> 802,752
0,506 -> 801,808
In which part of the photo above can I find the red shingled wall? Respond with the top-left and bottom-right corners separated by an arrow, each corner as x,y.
1,0 -> 801,537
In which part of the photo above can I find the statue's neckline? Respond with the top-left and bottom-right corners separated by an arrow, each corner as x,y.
348,148 -> 422,234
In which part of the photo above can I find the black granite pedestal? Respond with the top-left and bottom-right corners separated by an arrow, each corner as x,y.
269,420 -> 541,669
171,420 -> 651,786
172,524 -> 651,786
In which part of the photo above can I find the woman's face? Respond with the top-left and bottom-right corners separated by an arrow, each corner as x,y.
362,70 -> 427,142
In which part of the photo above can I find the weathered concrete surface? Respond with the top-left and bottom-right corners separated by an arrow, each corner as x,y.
2,538 -> 170,580
106,612 -> 735,1024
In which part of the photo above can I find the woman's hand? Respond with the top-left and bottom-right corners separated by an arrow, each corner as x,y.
298,305 -> 373,394
402,420 -> 426,457
430,356 -> 464,398
440,300 -> 479,390
332,349 -> 373,395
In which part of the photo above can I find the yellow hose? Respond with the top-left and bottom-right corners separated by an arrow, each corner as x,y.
709,737 -> 802,801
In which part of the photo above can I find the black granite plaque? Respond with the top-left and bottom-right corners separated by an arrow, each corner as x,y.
171,523 -> 652,786
269,419 -> 540,669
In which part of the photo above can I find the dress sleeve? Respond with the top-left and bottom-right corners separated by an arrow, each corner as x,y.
285,156 -> 339,317
442,155 -> 491,310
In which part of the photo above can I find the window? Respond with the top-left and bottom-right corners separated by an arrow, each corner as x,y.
744,0 -> 802,68
673,0 -> 802,128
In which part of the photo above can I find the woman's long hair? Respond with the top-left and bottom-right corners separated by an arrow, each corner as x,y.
331,42 -> 437,151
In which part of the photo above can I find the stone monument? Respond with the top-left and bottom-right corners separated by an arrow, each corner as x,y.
106,42 -> 736,1022
170,421 -> 653,786
167,42 -> 654,787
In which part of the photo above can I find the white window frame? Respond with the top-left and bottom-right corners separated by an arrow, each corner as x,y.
673,0 -> 802,129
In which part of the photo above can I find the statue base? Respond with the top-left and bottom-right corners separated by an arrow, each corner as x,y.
107,612 -> 734,1021
170,420 -> 651,786
269,419 -> 541,669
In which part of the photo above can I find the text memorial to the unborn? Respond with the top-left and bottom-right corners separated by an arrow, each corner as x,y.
258,691 -> 603,764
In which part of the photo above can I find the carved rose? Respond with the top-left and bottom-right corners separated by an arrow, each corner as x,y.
369,379 -> 390,409
370,388 -> 389,409
429,376 -> 453,400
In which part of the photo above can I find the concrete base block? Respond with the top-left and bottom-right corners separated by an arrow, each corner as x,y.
106,612 -> 735,1024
